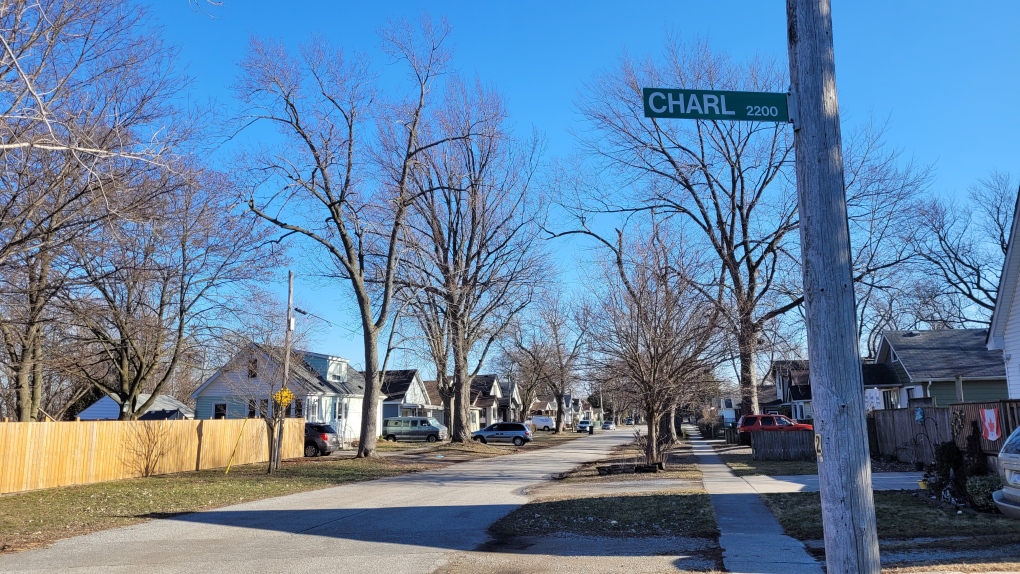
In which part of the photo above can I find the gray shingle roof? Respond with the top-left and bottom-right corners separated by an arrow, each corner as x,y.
884,329 -> 1005,381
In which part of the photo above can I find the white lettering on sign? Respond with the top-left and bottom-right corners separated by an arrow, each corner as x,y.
686,94 -> 703,114
648,92 -> 667,114
667,92 -> 684,114
720,95 -> 736,116
703,94 -> 720,115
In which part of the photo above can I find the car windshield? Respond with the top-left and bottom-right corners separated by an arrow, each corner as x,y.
1003,427 -> 1020,455
776,417 -> 792,426
428,418 -> 443,427
311,424 -> 336,433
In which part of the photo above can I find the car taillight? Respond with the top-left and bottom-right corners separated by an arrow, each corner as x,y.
320,433 -> 329,441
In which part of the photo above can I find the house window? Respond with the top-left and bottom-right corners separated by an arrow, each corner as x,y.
214,404 -> 227,419
882,390 -> 898,410
248,400 -> 257,418
260,399 -> 269,418
307,398 -> 318,421
906,387 -> 916,400
328,361 -> 344,382
248,357 -> 258,378
293,399 -> 303,418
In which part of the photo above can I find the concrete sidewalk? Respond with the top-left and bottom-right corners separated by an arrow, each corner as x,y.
742,471 -> 923,493
686,425 -> 823,574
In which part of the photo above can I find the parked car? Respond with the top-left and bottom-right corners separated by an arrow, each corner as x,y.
602,421 -> 617,430
305,423 -> 340,457
624,417 -> 634,425
472,422 -> 533,446
737,414 -> 813,432
382,417 -> 448,443
995,426 -> 1020,518
532,416 -> 556,431
575,420 -> 594,433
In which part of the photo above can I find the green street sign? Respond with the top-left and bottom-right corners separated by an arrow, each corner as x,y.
642,88 -> 790,122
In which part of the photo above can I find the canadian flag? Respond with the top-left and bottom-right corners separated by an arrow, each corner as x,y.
981,408 -> 1002,442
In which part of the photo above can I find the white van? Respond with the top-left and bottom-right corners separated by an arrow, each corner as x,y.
532,416 -> 556,431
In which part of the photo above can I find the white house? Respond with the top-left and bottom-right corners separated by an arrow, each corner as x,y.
191,343 -> 380,446
77,394 -> 194,420
988,191 -> 1020,399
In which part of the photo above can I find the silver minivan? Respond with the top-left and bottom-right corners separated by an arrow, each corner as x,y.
472,422 -> 533,446
382,417 -> 447,443
995,426 -> 1020,518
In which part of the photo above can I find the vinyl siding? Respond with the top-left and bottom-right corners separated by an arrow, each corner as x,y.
1005,289 -> 1020,398
929,382 -> 956,407
960,379 -> 1010,402
925,379 -> 1008,406
77,397 -> 123,420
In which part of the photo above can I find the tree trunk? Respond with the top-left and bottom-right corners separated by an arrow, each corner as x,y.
787,0 -> 881,569
645,412 -> 660,465
265,418 -> 277,474
668,402 -> 679,443
554,393 -> 566,433
737,323 -> 761,415
450,320 -> 473,442
357,327 -> 381,457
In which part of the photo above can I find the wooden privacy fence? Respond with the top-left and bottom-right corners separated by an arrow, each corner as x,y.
0,418 -> 304,494
869,400 -> 1020,463
949,400 -> 1020,455
750,430 -> 816,461
870,407 -> 952,464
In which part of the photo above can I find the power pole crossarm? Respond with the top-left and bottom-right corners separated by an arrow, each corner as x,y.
786,1 -> 881,572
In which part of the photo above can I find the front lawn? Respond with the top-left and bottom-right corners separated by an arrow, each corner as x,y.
761,491 -> 1020,540
562,442 -> 701,482
490,492 -> 718,538
0,456 -> 438,554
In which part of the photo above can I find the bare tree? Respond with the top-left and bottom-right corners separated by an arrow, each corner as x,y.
62,170 -> 272,420
574,37 -> 929,413
400,78 -> 546,442
512,293 -> 587,433
236,19 -> 471,457
0,0 -> 191,269
912,170 -> 1016,325
584,223 -> 724,464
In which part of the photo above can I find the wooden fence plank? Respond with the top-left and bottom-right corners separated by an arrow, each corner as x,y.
0,418 -> 305,494
750,430 -> 817,461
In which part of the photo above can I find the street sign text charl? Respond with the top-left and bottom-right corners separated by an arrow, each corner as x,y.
642,88 -> 790,122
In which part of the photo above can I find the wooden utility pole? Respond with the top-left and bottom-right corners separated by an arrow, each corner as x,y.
276,270 -> 295,470
786,0 -> 881,571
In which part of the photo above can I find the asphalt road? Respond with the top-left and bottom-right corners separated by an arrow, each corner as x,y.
0,431 -> 634,574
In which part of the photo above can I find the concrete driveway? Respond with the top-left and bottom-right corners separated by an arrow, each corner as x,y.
0,431 -> 634,574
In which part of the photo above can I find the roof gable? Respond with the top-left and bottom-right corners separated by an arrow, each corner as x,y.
881,329 -> 1005,381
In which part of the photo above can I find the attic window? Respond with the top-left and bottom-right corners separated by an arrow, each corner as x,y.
248,357 -> 258,378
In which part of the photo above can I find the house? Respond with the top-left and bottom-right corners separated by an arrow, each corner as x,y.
191,343 -> 375,445
497,378 -> 523,423
872,329 -> 1007,409
469,374 -> 503,430
77,394 -> 195,421
766,358 -> 900,417
987,193 -> 1020,399
568,395 -> 595,423
374,369 -> 444,421
421,380 -> 448,424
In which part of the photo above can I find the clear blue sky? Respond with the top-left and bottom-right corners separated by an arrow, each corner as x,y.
148,1 -> 1020,369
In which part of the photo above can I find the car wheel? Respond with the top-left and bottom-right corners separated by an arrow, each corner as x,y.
426,434 -> 438,443
512,436 -> 525,447
386,434 -> 397,442
477,436 -> 487,444
304,444 -> 318,457
542,426 -> 551,431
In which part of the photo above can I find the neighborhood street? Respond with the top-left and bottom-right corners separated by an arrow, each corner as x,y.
0,432 -> 634,574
